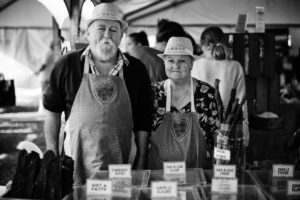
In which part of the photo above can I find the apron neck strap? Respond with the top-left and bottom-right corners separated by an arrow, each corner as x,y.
165,78 -> 195,112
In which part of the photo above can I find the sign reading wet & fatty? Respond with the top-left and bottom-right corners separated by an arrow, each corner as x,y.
86,179 -> 112,196
109,164 -> 132,178
151,181 -> 178,198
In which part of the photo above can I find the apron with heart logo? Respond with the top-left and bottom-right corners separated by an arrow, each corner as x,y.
64,61 -> 133,185
147,79 -> 207,169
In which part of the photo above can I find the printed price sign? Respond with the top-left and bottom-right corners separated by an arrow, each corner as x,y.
151,181 -> 178,198
255,6 -> 265,32
214,165 -> 236,178
211,178 -> 238,194
287,180 -> 300,195
272,164 -> 294,177
109,164 -> 132,178
214,147 -> 231,161
86,179 -> 112,196
164,162 -> 186,175
236,14 -> 248,33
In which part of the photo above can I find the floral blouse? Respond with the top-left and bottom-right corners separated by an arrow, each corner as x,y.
152,79 -> 220,147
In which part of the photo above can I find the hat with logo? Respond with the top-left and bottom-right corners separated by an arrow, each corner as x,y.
87,3 -> 128,30
158,37 -> 197,59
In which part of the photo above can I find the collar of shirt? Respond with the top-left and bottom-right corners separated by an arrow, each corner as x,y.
81,45 -> 129,75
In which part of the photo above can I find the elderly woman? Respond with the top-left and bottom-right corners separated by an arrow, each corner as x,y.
147,37 -> 220,169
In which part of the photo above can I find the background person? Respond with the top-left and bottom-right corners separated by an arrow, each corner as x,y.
43,3 -> 153,185
125,31 -> 149,52
191,26 -> 249,147
148,37 -> 220,169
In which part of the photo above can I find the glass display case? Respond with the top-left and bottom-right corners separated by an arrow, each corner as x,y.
64,185 -> 138,200
92,170 -> 151,187
198,185 -> 268,200
248,170 -> 300,200
148,168 -> 206,186
203,170 -> 257,185
137,186 -> 200,200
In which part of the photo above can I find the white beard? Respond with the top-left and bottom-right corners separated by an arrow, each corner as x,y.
96,39 -> 118,61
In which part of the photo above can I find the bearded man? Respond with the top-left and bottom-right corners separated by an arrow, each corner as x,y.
43,3 -> 153,185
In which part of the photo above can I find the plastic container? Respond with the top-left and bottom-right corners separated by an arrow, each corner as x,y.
137,186 -> 200,200
92,170 -> 151,187
148,168 -> 206,186
198,185 -> 268,200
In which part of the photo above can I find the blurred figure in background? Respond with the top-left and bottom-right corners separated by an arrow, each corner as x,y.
191,26 -> 249,147
125,31 -> 149,52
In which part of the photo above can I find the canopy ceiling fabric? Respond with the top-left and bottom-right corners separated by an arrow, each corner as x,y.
0,0 -> 299,29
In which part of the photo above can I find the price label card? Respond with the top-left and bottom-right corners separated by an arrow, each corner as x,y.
272,164 -> 294,177
214,165 -> 236,178
151,181 -> 178,198
86,179 -> 112,196
109,164 -> 131,178
255,6 -> 265,32
236,14 -> 248,33
287,180 -> 300,195
214,147 -> 231,161
164,162 -> 186,175
211,178 -> 238,194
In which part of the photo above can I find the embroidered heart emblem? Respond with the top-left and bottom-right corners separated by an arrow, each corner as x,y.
171,118 -> 190,141
93,81 -> 116,105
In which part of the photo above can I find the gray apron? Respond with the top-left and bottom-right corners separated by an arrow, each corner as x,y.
147,79 -> 207,169
65,62 -> 133,185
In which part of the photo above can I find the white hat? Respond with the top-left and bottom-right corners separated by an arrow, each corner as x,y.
158,37 -> 197,59
87,3 -> 128,30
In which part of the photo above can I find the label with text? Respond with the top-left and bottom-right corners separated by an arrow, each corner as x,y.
214,165 -> 236,178
211,178 -> 238,194
86,179 -> 112,196
214,148 -> 231,161
109,164 -> 131,178
164,162 -> 186,175
151,181 -> 178,198
272,164 -> 294,177
255,6 -> 265,32
287,180 -> 300,195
